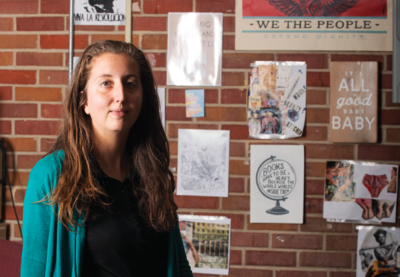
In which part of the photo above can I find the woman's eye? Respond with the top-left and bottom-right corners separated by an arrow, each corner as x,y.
101,81 -> 111,87
126,81 -> 136,87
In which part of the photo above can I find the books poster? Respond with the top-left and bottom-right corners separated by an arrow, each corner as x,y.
357,226 -> 400,277
248,62 -> 306,139
74,0 -> 126,25
186,89 -> 205,118
250,145 -> 304,223
235,0 -> 393,51
167,13 -> 223,86
177,129 -> 230,197
324,161 -> 398,223
157,88 -> 166,129
178,215 -> 231,275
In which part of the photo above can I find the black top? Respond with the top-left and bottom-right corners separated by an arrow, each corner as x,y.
81,160 -> 169,277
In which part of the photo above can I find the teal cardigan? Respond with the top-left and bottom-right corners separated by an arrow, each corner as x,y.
21,150 -> 193,277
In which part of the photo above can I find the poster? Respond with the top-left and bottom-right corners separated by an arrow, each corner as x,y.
186,89 -> 205,118
177,129 -> 230,197
324,161 -> 398,223
357,226 -> 400,277
235,0 -> 393,51
157,88 -> 165,129
248,62 -> 306,139
330,62 -> 378,143
74,0 -> 126,25
167,13 -> 223,86
178,215 -> 231,275
250,145 -> 304,223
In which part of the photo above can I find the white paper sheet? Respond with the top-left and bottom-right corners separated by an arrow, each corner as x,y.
250,145 -> 304,223
157,88 -> 165,129
167,13 -> 222,86
74,0 -> 125,26
177,129 -> 230,197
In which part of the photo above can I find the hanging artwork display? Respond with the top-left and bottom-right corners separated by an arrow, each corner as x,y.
157,88 -> 166,129
178,215 -> 231,275
235,0 -> 393,51
177,129 -> 230,197
357,226 -> 400,277
167,13 -> 223,86
186,89 -> 205,118
250,145 -> 304,223
74,0 -> 126,25
248,62 -> 306,139
324,161 -> 398,223
330,62 -> 378,143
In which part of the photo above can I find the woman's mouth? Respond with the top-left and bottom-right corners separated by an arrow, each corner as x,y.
110,109 -> 127,117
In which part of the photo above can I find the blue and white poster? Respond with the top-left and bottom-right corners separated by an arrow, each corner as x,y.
185,89 -> 205,118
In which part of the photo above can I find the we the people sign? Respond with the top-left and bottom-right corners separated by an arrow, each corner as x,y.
329,62 -> 378,143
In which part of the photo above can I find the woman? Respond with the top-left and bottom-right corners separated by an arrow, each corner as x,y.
21,40 -> 192,277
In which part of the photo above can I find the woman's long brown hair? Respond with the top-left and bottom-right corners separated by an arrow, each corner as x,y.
47,40 -> 177,232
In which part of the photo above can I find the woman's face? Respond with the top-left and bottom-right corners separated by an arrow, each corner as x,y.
84,53 -> 143,137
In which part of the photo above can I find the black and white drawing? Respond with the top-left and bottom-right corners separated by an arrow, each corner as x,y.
251,145 -> 304,223
177,129 -> 230,197
74,0 -> 125,25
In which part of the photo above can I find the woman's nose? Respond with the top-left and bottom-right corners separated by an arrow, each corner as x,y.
114,81 -> 125,103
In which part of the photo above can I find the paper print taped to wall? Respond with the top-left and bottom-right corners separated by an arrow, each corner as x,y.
248,62 -> 307,139
177,129 -> 230,197
324,161 -> 398,223
74,0 -> 126,25
157,88 -> 166,129
186,89 -> 205,118
357,226 -> 400,277
250,145 -> 304,223
178,215 -> 231,275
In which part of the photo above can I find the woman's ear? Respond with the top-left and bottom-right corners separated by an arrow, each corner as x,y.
81,91 -> 90,115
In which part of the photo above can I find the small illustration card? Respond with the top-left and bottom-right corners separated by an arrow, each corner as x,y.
186,89 -> 205,118
323,161 -> 398,223
250,145 -> 304,223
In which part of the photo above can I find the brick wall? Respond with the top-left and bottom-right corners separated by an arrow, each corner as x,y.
0,0 -> 399,276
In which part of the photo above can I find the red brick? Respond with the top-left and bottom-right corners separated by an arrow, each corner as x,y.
305,198 -> 323,214
326,235 -> 357,251
381,110 -> 400,125
246,250 -> 296,266
385,91 -> 400,108
221,89 -> 247,104
15,87 -> 62,102
305,180 -> 324,196
153,71 -> 166,86
167,123 -> 218,138
0,35 -> 37,48
41,104 -> 62,118
0,18 -> 13,31
330,272 -> 355,277
387,128 -> 400,143
301,217 -> 352,232
8,172 -> 30,187
41,138 -> 56,152
14,189 -> 26,203
277,54 -> 328,69
165,107 -> 191,121
40,35 -> 88,49
174,195 -> 219,209
300,252 -> 351,268
230,142 -> 245,157
247,217 -> 298,231
222,195 -> 249,210
41,0 -> 68,14
387,54 -> 393,71
193,212 -> 244,229
223,53 -> 274,69
298,126 -> 327,141
223,35 -> 235,50
231,232 -> 268,247
0,1 -> 38,14
145,52 -> 166,68
305,144 -> 354,160
169,140 -> 177,155
204,90 -> 219,103
222,125 -> 249,140
91,35 -> 139,46
229,160 -> 250,175
230,250 -> 241,265
382,74 -> 392,89
0,52 -> 13,65
17,52 -> 63,66
3,138 -> 37,152
358,145 -> 400,161
142,34 -> 167,50
307,90 -> 326,105
198,107 -> 246,122
222,72 -> 245,86
129,17 -> 167,31
223,16 -> 235,32
143,0 -> 192,13
272,234 -> 322,250
0,86 -> 12,100
229,178 -> 245,193
39,70 -> 68,85
4,205 -> 23,220
196,0 -> 235,13
0,121 -> 12,134
306,162 -> 325,178
6,154 -> 14,169
15,120 -> 60,135
306,108 -> 330,123
307,72 -> 330,87
14,223 -> 22,238
17,17 -> 64,31
276,271 -> 326,277
17,155 -> 42,169
331,54 -> 384,63
0,70 -> 36,84
228,268 -> 273,277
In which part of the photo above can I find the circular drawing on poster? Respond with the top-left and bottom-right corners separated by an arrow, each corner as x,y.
256,156 -> 296,215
